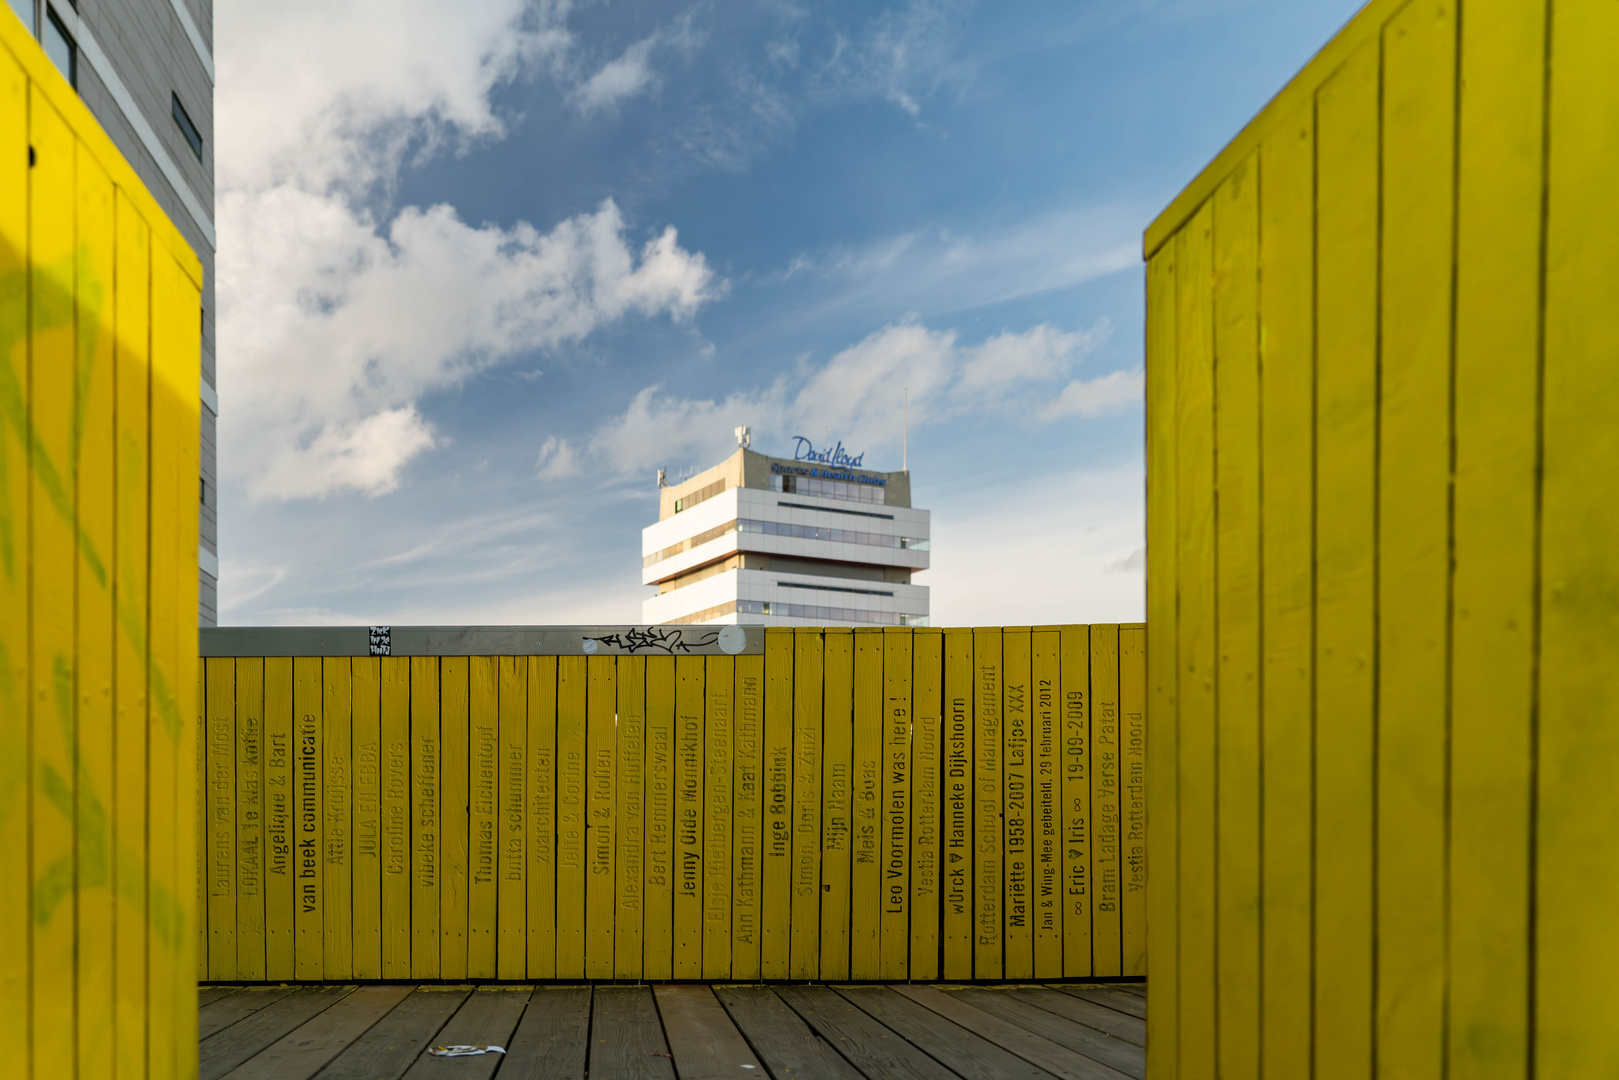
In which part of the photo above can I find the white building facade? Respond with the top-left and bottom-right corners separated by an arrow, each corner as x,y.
642,440 -> 929,627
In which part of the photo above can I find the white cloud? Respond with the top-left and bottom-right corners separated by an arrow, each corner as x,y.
571,36 -> 660,112
1039,367 -> 1145,421
535,435 -> 582,479
216,0 -> 571,195
220,194 -> 718,500
568,316 -> 1131,478
215,0 -> 721,501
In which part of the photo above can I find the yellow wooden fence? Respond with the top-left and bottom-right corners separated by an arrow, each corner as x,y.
1145,0 -> 1619,1076
0,9 -> 204,1080
195,625 -> 1145,983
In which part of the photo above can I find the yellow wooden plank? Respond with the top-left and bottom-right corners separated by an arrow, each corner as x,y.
942,628 -> 973,979
350,656 -> 381,980
643,656 -> 675,980
1540,1 -> 1619,1071
497,656 -> 528,980
109,184 -> 151,1080
880,627 -> 912,979
1445,4 -> 1544,1077
155,231 -> 202,1080
585,654 -> 617,979
972,626 -> 1003,979
1058,625 -> 1091,978
1377,7 -> 1455,1075
1089,624 -> 1124,978
28,87 -> 80,1070
791,634 -> 822,979
555,655 -> 586,978
526,656 -> 558,978
704,655 -> 735,979
1257,97 -> 1316,1080
1118,626 -> 1147,976
849,627 -> 883,980
613,656 -> 644,980
0,44 -> 29,1070
732,654 -> 764,980
911,628 -> 943,981
293,657 -> 324,980
378,657 -> 410,979
469,656 -> 499,978
264,657 -> 296,980
73,141 -> 117,1077
1211,154 -> 1261,1066
819,630 -> 853,980
322,658 -> 353,980
1029,628 -> 1061,979
196,665 -> 207,983
1172,197 -> 1217,1065
760,629 -> 794,979
159,241 -> 203,1080
1002,628 -> 1032,979
206,658 -> 237,978
409,657 -> 440,979
672,654 -> 705,978
141,239 -> 188,1080
1312,37 -> 1379,1080
438,657 -> 469,980
234,659 -> 267,981
1143,243 -> 1179,1080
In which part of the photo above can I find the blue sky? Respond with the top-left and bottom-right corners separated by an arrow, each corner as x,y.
214,0 -> 1363,626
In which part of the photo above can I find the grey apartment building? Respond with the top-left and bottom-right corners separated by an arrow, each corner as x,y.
10,0 -> 218,622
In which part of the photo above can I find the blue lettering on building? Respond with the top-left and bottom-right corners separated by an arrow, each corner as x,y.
770,462 -> 887,487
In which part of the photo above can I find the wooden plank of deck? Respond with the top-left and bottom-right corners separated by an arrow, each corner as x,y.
220,984 -> 418,1080
946,989 -> 1142,1080
313,987 -> 470,1080
835,987 -> 1058,1080
1023,989 -> 1145,1046
201,987 -> 357,1080
200,986 -> 296,1039
654,984 -> 764,1080
498,986 -> 592,1080
1112,985 -> 1147,999
715,986 -> 862,1080
888,986 -> 1129,1080
401,987 -> 532,1080
775,985 -> 958,1080
1051,987 -> 1146,1022
200,986 -> 243,1007
591,986 -> 678,1080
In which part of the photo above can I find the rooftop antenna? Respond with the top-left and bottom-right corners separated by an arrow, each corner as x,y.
903,387 -> 908,472
657,468 -> 667,488
735,425 -> 751,449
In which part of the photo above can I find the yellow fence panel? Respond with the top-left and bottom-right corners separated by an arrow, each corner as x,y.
1144,0 -> 1619,1071
0,11 -> 202,1075
197,625 -> 1144,986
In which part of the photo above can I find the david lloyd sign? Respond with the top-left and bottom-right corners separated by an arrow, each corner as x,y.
791,436 -> 865,467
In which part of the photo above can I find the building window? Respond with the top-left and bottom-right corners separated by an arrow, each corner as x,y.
738,518 -> 928,552
6,0 -> 35,36
172,92 -> 202,160
770,472 -> 885,505
737,600 -> 917,626
44,7 -> 75,88
672,477 -> 725,514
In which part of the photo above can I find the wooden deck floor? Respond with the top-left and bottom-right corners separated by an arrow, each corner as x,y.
198,981 -> 1146,1080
